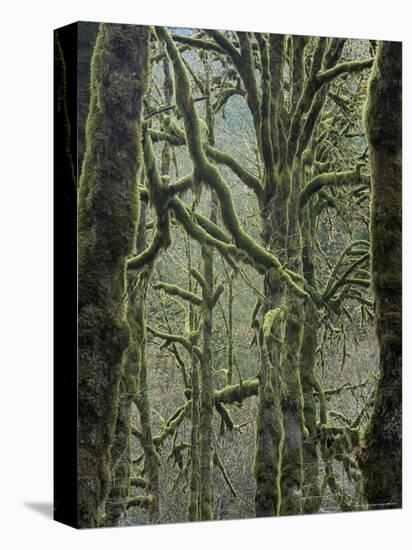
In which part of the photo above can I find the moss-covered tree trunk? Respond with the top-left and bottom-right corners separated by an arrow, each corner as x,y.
253,35 -> 306,516
255,168 -> 306,516
199,244 -> 215,521
105,210 -> 147,527
104,374 -> 132,526
198,72 -> 218,521
77,23 -> 149,528
188,349 -> 201,521
253,35 -> 288,515
300,206 -> 326,514
253,311 -> 284,516
300,220 -> 324,513
77,22 -> 99,169
362,40 -> 402,508
105,209 -> 146,528
300,304 -> 322,513
279,165 -> 306,516
254,36 -> 350,516
105,201 -> 160,526
133,270 -> 161,523
254,194 -> 287,517
186,230 -> 201,522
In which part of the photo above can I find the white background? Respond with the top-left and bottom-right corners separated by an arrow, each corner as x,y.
0,0 -> 410,548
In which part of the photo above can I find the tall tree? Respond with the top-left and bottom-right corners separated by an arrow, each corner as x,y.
362,40 -> 402,508
77,23 -> 149,527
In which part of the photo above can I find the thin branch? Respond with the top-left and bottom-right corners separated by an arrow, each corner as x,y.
316,58 -> 374,87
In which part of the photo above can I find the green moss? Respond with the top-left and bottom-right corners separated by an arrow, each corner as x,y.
288,37 -> 327,163
301,351 -> 323,514
169,198 -> 239,260
197,243 -> 216,521
316,58 -> 373,86
153,402 -> 190,447
202,162 -> 308,296
155,27 -> 207,169
105,378 -> 132,527
77,23 -> 149,528
269,34 -> 287,166
278,164 -> 307,516
263,306 -> 287,338
256,33 -> 276,191
204,144 -> 264,203
77,22 -> 99,168
158,26 -> 307,298
132,275 -> 161,523
126,495 -> 152,510
148,325 -> 193,353
254,349 -> 284,517
152,281 -> 203,306
215,401 -> 235,432
189,352 -> 201,521
130,476 -> 148,488
290,36 -> 308,114
214,379 -> 259,404
299,169 -> 368,209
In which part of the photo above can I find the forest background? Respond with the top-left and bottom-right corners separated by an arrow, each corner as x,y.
0,1 -> 410,550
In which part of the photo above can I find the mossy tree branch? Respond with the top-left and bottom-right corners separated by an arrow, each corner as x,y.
152,281 -> 203,306
316,58 -> 374,87
299,167 -> 369,209
149,128 -> 264,203
171,32 -> 225,54
158,27 -> 307,296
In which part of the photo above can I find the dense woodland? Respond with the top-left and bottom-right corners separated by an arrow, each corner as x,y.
56,23 -> 402,527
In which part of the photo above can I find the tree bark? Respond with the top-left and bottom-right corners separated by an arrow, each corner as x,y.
77,23 -> 149,527
279,165 -> 306,516
104,377 -> 132,526
362,40 -> 402,509
199,243 -> 215,521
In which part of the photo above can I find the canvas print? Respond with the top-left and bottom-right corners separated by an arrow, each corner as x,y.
54,22 -> 402,528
